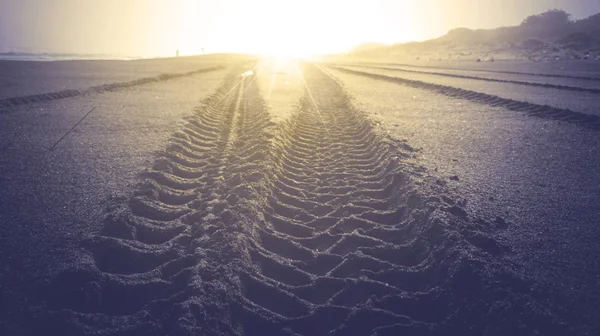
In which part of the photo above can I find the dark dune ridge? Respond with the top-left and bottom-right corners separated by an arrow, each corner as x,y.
22,63 -> 582,335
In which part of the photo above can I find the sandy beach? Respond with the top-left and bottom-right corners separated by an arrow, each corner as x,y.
1,55 -> 599,335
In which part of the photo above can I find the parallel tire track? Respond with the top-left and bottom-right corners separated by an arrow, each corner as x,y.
39,62 -> 571,336
332,65 -> 600,131
230,63 -> 447,335
0,66 -> 224,111
343,62 -> 600,82
341,64 -> 600,94
224,63 -> 567,335
41,63 -> 271,335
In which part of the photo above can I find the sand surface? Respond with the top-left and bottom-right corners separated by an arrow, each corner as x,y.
342,62 -> 600,91
0,62 -> 232,333
325,56 -> 600,78
325,65 -> 600,330
1,56 -> 599,335
0,54 -> 248,100
338,64 -> 600,116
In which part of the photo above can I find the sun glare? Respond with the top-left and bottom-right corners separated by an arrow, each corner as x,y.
173,0 -> 393,57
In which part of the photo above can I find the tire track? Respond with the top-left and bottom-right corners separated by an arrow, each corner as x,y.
225,63 -> 566,335
39,63 -> 275,336
341,64 -> 600,94
0,66 -> 224,112
332,65 -> 600,131
343,62 -> 600,82
38,61 -> 572,335
231,66 -> 439,334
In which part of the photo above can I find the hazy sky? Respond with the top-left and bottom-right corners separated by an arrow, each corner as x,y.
0,0 -> 599,57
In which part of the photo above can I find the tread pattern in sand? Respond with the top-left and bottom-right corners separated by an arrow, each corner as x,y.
348,61 -> 600,81
41,63 -> 270,335
0,66 -> 224,111
232,64 -> 444,335
333,65 -> 600,131
226,63 -> 550,336
342,63 -> 600,94
39,62 -> 571,336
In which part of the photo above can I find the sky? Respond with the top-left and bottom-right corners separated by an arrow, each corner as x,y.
0,0 -> 599,57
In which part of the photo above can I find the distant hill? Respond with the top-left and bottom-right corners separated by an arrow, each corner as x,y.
351,10 -> 600,58
349,42 -> 389,54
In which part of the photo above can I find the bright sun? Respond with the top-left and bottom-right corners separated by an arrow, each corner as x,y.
174,0 -> 392,57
